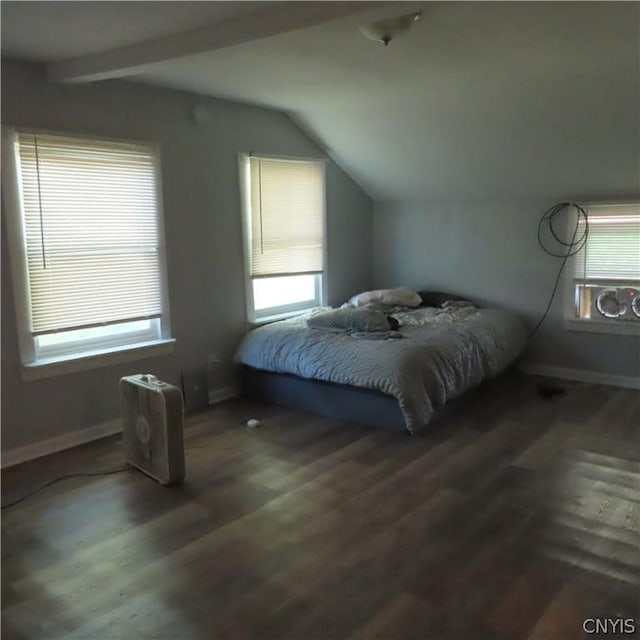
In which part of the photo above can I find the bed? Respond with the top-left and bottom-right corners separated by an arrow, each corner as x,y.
235,293 -> 527,435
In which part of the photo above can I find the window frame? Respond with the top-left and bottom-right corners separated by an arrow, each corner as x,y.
563,201 -> 640,336
2,127 -> 175,379
238,153 -> 328,324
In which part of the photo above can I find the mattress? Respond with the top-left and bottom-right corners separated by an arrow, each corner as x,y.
235,305 -> 527,434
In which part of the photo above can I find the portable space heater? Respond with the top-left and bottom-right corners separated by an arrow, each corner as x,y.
120,374 -> 185,486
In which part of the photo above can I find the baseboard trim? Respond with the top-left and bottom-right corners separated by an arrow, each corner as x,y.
208,385 -> 241,406
1,419 -> 122,469
2,385 -> 241,469
519,363 -> 640,390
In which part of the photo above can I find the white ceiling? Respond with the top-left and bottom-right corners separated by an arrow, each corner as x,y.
2,1 -> 639,201
0,2 -> 274,60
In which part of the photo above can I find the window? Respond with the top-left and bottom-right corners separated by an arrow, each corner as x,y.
2,129 -> 173,376
239,155 -> 326,322
565,202 -> 640,334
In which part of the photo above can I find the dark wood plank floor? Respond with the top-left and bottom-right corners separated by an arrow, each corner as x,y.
2,373 -> 639,640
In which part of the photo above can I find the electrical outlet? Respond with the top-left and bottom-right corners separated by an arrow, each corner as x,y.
181,368 -> 208,410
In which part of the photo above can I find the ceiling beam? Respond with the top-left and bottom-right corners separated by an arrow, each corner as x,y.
47,1 -> 388,84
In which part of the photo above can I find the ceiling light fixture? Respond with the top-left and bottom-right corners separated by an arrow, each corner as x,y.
359,11 -> 422,46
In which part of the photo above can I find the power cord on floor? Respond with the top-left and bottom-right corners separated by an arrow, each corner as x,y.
1,465 -> 131,509
1,432 -> 252,510
529,202 -> 589,338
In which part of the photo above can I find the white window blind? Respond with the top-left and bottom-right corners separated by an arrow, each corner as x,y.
574,204 -> 640,281
249,156 -> 324,277
16,132 -> 162,336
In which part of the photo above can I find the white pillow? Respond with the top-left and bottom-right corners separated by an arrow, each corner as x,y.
348,287 -> 422,308
307,308 -> 392,332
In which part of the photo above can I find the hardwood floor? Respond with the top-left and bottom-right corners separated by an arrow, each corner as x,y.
2,373 -> 639,640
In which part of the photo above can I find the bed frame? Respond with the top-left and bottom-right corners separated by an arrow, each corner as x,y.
241,366 -> 407,431
240,365 -> 476,433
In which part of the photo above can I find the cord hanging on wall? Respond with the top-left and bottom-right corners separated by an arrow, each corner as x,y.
530,202 -> 589,337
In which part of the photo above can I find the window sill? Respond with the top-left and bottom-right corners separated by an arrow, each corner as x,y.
250,307 -> 319,327
564,318 -> 640,336
22,338 -> 176,381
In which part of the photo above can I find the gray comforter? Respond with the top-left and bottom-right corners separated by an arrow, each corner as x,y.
235,306 -> 527,433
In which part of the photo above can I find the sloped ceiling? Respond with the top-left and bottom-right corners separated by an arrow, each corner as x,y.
2,1 -> 639,201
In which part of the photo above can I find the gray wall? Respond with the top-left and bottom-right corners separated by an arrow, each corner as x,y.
1,59 -> 373,452
369,2 -> 639,381
373,199 -> 640,378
